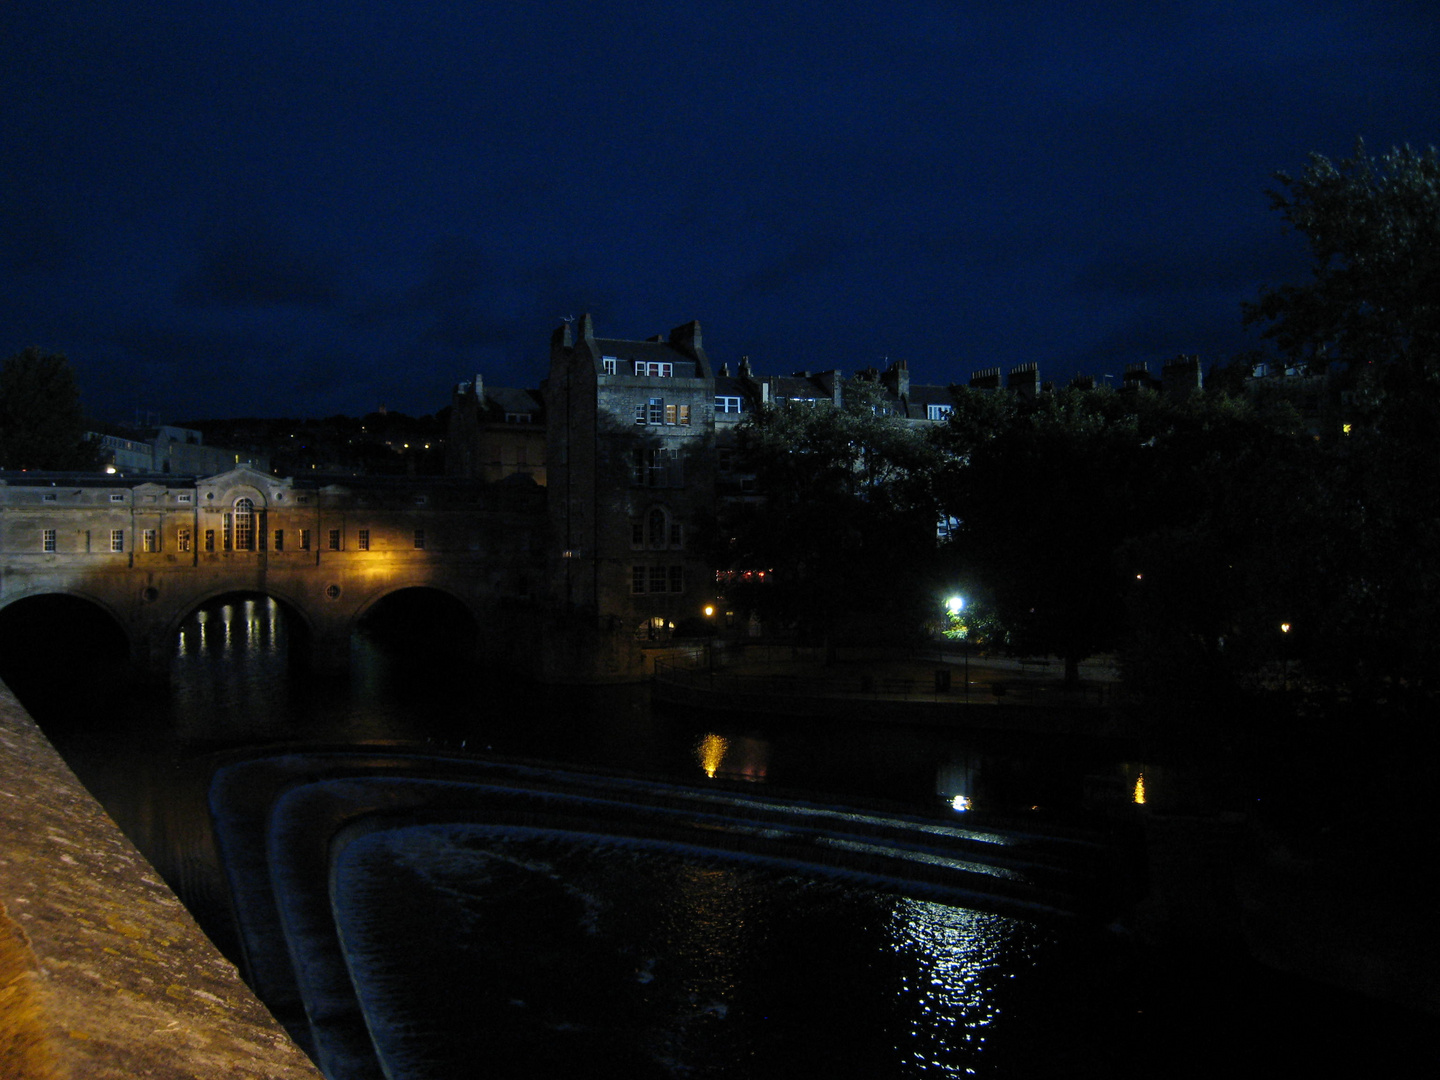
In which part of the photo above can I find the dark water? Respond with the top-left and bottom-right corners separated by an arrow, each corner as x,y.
0,596 -> 1257,1078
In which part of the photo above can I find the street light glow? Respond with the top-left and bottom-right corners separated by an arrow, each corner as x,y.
945,595 -> 964,616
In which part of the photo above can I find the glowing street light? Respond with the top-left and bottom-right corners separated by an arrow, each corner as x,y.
945,595 -> 964,616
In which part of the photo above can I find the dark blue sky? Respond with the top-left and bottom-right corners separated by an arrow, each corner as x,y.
4,2 -> 1437,423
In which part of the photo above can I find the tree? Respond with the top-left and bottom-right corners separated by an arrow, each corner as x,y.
704,379 -> 946,652
1240,142 -> 1440,712
1243,141 -> 1440,398
938,385 -> 1151,686
0,347 -> 100,470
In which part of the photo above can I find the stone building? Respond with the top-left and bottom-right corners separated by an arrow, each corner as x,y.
545,315 -> 717,648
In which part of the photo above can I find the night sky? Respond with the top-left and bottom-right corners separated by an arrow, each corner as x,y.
4,3 -> 1437,425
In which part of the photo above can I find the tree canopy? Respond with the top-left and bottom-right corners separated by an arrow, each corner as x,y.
704,379 -> 947,650
0,347 -> 100,470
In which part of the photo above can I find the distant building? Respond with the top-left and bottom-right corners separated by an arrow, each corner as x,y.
89,424 -> 270,475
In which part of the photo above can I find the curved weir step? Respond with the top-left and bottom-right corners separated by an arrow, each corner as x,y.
210,750 -> 1142,1080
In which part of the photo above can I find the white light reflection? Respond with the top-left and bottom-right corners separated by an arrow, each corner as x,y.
888,898 -> 1019,1074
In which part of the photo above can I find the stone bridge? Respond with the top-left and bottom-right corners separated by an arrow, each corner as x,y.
0,466 -> 547,677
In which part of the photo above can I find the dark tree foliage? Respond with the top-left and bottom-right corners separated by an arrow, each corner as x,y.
1243,143 -> 1440,713
0,347 -> 100,470
939,382 -> 1306,692
938,386 -> 1150,686
1244,141 -> 1440,395
704,379 -> 946,651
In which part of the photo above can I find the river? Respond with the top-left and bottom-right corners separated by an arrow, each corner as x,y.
9,594 -> 1421,1078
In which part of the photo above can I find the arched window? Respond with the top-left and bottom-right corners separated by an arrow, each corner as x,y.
648,507 -> 668,549
233,497 -> 254,551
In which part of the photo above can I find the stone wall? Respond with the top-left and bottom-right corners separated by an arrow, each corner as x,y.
0,681 -> 321,1079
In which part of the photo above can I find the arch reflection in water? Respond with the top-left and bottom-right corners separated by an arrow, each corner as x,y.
172,596 -> 292,739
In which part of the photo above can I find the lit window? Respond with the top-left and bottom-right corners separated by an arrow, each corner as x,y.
677,404 -> 690,426
110,529 -> 124,553
665,404 -> 677,425
358,529 -> 370,551
177,527 -> 191,552
142,528 -> 158,552
233,497 -> 254,550
42,529 -> 56,552
299,528 -> 311,551
328,529 -> 341,551
716,396 -> 742,413
927,404 -> 953,421
414,529 -> 425,550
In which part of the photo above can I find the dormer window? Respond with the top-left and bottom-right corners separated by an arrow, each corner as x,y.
601,356 -> 618,375
716,396 -> 742,413
635,361 -> 673,378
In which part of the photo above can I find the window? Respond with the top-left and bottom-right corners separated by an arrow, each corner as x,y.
233,497 -> 254,551
328,529 -> 341,551
110,493 -> 125,503
677,404 -> 690,426
669,521 -> 683,548
717,447 -> 735,472
274,529 -> 284,552
42,493 -> 56,502
177,493 -> 193,503
631,521 -> 645,549
110,529 -> 124,553
927,404 -> 953,421
634,361 -> 673,377
716,396 -> 742,413
142,528 -> 158,553
648,507 -> 667,549
505,413 -> 532,424
633,447 -> 683,488
647,398 -> 664,425
42,529 -> 56,552
177,527 -> 191,552
204,529 -> 215,552
357,529 -> 370,551
413,529 -> 426,550
601,356 -> 618,375
299,528 -> 311,551
631,564 -> 686,593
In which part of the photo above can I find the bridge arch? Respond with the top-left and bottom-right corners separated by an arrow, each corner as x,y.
350,583 -> 484,658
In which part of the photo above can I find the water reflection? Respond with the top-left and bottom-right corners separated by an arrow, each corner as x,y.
693,732 -> 769,783
889,899 -> 1020,1074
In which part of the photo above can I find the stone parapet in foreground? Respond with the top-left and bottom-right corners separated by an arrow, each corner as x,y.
0,681 -> 321,1079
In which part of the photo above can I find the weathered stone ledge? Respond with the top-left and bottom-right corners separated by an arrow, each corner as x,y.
0,680 -> 321,1079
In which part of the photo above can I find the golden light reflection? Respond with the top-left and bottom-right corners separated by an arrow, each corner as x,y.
1133,773 -> 1146,805
698,733 -> 728,778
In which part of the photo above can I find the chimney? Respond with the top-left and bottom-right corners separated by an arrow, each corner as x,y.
1007,363 -> 1040,399
880,359 -> 910,402
969,366 -> 1002,391
668,320 -> 702,357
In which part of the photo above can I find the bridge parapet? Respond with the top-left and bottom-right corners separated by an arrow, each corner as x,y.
0,679 -> 323,1078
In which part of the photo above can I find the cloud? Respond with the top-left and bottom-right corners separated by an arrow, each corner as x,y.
177,232 -> 343,309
